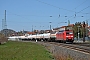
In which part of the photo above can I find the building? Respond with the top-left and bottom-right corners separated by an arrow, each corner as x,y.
52,24 -> 74,32
88,26 -> 90,37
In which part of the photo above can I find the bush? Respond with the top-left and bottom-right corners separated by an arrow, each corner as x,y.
0,33 -> 7,44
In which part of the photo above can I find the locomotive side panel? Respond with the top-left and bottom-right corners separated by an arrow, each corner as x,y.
56,31 -> 64,41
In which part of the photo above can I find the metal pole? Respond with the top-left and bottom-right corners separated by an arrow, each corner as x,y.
83,21 -> 85,42
49,22 -> 52,33
78,27 -> 79,41
49,22 -> 52,41
32,25 -> 33,33
86,20 -> 88,37
77,26 -> 80,42
5,10 -> 7,29
83,27 -> 85,42
2,19 -> 4,30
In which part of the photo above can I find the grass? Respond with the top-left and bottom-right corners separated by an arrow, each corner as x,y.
0,41 -> 53,60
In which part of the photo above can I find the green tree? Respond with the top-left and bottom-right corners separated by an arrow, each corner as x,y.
73,22 -> 82,39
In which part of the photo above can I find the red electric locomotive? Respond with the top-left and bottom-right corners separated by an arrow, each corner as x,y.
56,30 -> 74,43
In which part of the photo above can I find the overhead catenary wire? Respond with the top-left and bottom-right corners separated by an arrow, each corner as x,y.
6,0 -> 89,21
64,0 -> 88,15
63,0 -> 89,22
35,0 -> 75,13
64,6 -> 90,21
77,6 -> 90,13
2,0 -> 89,27
74,0 -> 88,9
35,0 -> 90,24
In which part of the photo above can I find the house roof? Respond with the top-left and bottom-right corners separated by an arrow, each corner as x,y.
27,32 -> 35,34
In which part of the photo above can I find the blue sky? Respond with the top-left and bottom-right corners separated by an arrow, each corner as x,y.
0,0 -> 90,31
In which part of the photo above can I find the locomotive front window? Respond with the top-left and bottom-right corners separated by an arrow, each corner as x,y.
69,32 -> 73,34
66,32 -> 73,34
66,32 -> 69,34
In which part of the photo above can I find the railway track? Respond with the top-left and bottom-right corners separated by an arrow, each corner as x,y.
27,40 -> 90,60
47,42 -> 90,54
73,42 -> 90,47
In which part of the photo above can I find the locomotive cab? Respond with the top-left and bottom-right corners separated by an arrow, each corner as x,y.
65,30 -> 74,42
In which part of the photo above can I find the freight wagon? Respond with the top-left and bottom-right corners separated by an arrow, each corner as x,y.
8,26 -> 74,43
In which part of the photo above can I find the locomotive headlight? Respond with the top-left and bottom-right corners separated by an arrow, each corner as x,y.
66,36 -> 73,37
66,36 -> 69,37
71,36 -> 73,37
